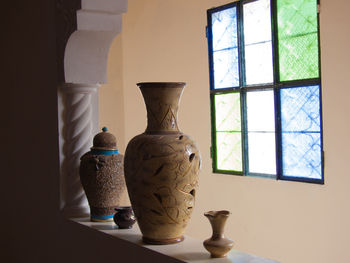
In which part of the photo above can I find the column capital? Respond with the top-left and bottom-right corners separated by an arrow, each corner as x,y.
61,83 -> 100,94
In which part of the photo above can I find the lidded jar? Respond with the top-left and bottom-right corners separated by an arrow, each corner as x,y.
80,127 -> 126,222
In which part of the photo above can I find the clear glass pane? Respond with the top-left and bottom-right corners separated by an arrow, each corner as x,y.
213,48 -> 239,88
281,85 -> 320,132
282,133 -> 322,179
243,0 -> 272,45
216,132 -> 242,171
212,6 -> 238,51
215,93 -> 241,132
245,42 -> 273,85
281,85 -> 322,179
243,0 -> 273,85
248,132 -> 276,175
247,90 -> 275,132
277,0 -> 319,81
247,90 -> 276,175
278,34 -> 319,81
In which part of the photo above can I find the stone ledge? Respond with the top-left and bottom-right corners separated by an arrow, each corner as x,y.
71,218 -> 280,263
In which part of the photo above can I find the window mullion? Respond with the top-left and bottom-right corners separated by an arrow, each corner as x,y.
317,0 -> 325,184
237,1 -> 249,176
270,0 -> 282,179
271,0 -> 280,84
210,93 -> 218,172
206,11 -> 217,172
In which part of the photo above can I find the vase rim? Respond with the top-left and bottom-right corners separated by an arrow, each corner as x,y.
204,210 -> 231,217
115,206 -> 133,211
137,82 -> 186,87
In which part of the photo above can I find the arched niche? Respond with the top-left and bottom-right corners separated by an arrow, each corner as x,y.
57,0 -> 128,217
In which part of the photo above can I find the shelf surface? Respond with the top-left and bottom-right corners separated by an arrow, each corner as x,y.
72,218 -> 279,263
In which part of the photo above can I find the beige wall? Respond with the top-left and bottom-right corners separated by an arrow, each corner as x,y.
100,34 -> 131,205
100,35 -> 126,152
101,0 -> 350,262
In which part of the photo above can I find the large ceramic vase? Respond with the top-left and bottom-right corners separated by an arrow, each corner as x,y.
124,82 -> 201,245
80,127 -> 126,222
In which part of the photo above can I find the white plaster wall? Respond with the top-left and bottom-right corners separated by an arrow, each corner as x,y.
100,0 -> 350,262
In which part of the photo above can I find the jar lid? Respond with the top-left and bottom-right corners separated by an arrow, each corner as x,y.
91,127 -> 118,151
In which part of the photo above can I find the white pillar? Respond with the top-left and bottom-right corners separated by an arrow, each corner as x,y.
59,83 -> 99,217
60,0 -> 128,218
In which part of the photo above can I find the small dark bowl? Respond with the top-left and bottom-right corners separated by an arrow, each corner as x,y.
113,206 -> 136,229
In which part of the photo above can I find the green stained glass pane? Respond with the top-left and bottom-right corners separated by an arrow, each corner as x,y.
214,92 -> 242,172
279,34 -> 319,81
216,132 -> 242,172
277,0 -> 319,81
277,0 -> 317,37
215,93 -> 241,131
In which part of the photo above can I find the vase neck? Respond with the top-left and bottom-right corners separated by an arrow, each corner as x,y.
139,83 -> 185,134
206,214 -> 229,239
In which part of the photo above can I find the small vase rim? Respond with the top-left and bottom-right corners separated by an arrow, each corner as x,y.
204,210 -> 231,217
115,206 -> 133,211
137,82 -> 186,88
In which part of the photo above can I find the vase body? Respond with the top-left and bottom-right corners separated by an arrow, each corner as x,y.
203,210 -> 234,258
124,82 -> 201,245
113,206 -> 136,229
80,128 -> 126,222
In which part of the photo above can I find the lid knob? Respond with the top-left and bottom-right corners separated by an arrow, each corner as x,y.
91,127 -> 118,151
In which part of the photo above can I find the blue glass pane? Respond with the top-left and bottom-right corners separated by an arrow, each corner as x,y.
212,7 -> 238,51
282,133 -> 322,179
281,85 -> 322,179
281,85 -> 320,132
213,48 -> 239,88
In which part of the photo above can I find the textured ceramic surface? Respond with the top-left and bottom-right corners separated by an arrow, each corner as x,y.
113,206 -> 136,229
124,82 -> 201,245
80,128 -> 126,222
203,210 -> 234,258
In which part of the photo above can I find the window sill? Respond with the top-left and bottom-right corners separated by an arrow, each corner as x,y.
71,218 -> 279,263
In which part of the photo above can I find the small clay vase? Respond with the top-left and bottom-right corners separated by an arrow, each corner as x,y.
113,206 -> 136,229
203,210 -> 234,258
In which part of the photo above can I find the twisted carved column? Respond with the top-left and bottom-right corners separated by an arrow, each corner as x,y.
60,83 -> 99,217
58,0 -> 128,218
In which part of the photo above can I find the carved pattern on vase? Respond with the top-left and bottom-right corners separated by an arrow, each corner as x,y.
124,82 -> 201,243
125,133 -> 200,238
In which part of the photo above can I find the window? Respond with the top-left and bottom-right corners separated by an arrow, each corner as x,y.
207,0 -> 323,184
